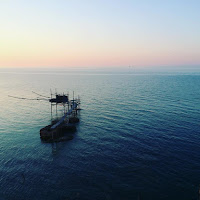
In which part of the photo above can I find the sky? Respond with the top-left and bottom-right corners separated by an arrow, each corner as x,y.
0,0 -> 200,68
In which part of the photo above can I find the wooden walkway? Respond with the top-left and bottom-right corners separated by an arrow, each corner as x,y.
50,102 -> 78,130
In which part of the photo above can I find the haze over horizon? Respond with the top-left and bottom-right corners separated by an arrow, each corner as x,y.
0,0 -> 200,69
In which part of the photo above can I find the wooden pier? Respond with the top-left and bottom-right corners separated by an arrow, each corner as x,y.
40,92 -> 81,142
8,90 -> 80,142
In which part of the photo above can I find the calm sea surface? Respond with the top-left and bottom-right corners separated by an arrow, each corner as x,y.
0,69 -> 200,200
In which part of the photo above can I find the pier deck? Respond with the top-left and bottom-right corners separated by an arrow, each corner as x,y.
51,102 -> 78,129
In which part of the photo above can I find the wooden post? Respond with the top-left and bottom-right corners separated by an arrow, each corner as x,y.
56,103 -> 57,117
50,89 -> 53,122
51,103 -> 53,122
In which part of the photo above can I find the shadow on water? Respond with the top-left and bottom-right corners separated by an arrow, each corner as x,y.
40,128 -> 78,155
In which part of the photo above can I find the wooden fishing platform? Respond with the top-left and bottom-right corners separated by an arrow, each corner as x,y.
8,90 -> 80,142
40,91 -> 81,142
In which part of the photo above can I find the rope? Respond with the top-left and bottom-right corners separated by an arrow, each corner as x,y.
8,95 -> 49,101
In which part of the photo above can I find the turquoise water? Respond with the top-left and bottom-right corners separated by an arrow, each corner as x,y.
0,69 -> 200,200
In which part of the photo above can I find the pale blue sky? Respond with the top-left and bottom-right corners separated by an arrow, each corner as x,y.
0,0 -> 200,68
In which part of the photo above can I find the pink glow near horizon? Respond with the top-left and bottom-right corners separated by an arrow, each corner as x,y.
0,1 -> 200,68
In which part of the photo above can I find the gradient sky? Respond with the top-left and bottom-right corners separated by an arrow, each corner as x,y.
0,0 -> 200,68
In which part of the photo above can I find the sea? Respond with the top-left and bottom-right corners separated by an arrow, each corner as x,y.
0,68 -> 200,200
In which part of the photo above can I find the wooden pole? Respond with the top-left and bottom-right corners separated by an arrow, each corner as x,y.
50,89 -> 53,122
56,103 -> 57,117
